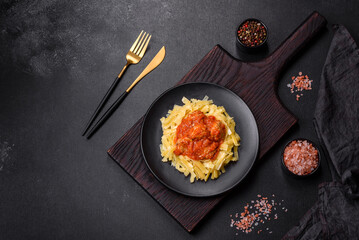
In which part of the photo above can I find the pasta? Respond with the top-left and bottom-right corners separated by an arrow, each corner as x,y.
160,96 -> 240,183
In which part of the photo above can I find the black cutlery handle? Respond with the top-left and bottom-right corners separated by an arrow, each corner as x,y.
86,91 -> 129,139
81,76 -> 122,136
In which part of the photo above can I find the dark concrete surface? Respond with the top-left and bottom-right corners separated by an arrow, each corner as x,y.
1,1 -> 358,239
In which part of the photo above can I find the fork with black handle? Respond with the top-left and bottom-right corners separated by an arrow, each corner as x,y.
82,31 -> 151,136
85,47 -> 166,139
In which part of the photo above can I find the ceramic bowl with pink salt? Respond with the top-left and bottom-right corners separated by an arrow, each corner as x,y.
281,138 -> 320,177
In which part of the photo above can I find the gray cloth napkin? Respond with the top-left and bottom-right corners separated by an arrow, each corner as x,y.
283,25 -> 359,240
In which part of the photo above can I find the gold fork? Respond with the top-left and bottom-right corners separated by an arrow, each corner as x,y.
119,30 -> 152,78
82,31 -> 151,135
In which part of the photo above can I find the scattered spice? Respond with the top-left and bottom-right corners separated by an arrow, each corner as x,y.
283,140 -> 319,176
287,72 -> 313,101
230,195 -> 288,235
237,20 -> 267,47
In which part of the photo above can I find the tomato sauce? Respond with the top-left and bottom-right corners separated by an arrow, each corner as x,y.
173,110 -> 226,160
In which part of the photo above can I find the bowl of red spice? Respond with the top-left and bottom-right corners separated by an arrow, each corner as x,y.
236,18 -> 268,50
281,138 -> 320,177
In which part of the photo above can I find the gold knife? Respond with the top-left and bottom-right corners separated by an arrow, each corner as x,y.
126,46 -> 166,92
86,46 -> 166,138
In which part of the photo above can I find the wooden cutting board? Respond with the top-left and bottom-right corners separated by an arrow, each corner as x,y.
107,11 -> 327,232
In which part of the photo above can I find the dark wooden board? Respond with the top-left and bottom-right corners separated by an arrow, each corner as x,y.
107,11 -> 327,232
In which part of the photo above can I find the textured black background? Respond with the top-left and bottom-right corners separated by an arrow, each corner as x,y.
1,1 -> 359,239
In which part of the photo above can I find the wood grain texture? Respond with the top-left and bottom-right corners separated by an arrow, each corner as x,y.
108,11 -> 327,232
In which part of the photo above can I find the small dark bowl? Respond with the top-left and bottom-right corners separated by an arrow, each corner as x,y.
236,18 -> 268,52
281,138 -> 321,178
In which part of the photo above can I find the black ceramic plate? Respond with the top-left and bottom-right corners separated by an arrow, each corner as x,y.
141,82 -> 259,197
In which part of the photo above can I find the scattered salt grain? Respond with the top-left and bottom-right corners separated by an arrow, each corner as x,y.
288,72 -> 313,101
229,194 -> 288,235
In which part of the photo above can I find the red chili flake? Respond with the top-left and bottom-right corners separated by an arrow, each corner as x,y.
283,140 -> 319,175
288,72 -> 313,101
